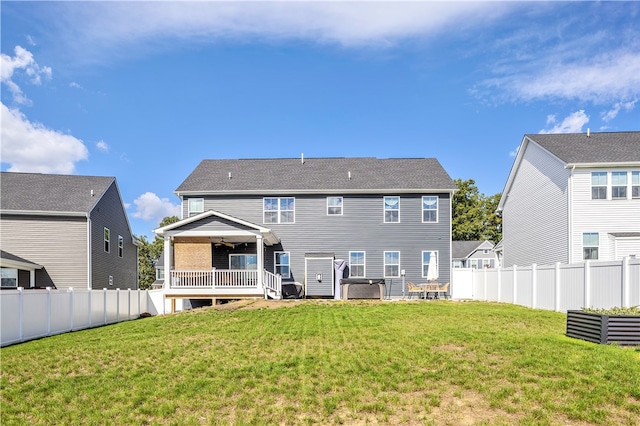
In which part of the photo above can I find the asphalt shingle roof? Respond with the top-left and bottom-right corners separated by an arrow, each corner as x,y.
175,157 -> 456,194
0,249 -> 40,266
452,241 -> 489,259
0,172 -> 114,213
526,131 -> 640,164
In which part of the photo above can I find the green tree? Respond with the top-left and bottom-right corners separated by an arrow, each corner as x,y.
452,179 -> 502,242
137,215 -> 179,290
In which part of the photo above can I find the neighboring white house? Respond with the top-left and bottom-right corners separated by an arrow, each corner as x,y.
497,131 -> 640,267
451,240 -> 498,269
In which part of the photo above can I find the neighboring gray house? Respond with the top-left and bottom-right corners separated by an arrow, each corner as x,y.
452,240 -> 497,269
155,157 -> 456,302
498,131 -> 640,267
0,172 -> 138,290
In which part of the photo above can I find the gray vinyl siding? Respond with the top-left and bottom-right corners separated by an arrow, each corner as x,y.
305,257 -> 335,296
183,192 -> 452,296
0,215 -> 88,289
502,142 -> 570,267
90,183 -> 138,290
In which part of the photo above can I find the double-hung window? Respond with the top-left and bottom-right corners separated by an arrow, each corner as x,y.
188,198 -> 204,217
327,197 -> 343,215
384,196 -> 400,223
1,268 -> 18,287
633,171 -> 640,199
118,235 -> 124,258
591,172 -> 607,199
422,196 -> 438,222
384,251 -> 400,277
104,228 -> 110,253
583,232 -> 599,260
274,252 -> 290,278
264,197 -> 295,224
611,172 -> 627,199
349,251 -> 365,278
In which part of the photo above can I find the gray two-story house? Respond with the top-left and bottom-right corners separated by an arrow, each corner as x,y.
155,157 -> 456,303
0,172 -> 138,290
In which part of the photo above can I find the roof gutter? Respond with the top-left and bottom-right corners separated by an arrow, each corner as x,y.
565,162 -> 640,168
0,209 -> 86,217
174,188 -> 458,197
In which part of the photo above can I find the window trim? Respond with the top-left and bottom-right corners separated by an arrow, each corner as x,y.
611,171 -> 628,200
263,197 -> 295,224
327,196 -> 343,216
421,250 -> 438,278
188,198 -> 204,217
591,172 -> 607,200
274,251 -> 291,278
422,196 -> 439,223
583,232 -> 599,260
348,251 -> 366,278
632,171 -> 640,199
104,227 -> 110,253
118,235 -> 123,258
383,196 -> 400,223
383,251 -> 400,278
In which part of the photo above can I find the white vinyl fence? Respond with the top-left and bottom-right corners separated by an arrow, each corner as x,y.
452,257 -> 640,312
1,288 -> 157,347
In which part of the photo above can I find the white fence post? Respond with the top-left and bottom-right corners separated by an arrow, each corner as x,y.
513,265 -> 518,304
531,264 -> 537,309
127,289 -> 131,320
622,256 -> 630,308
554,262 -> 561,312
46,287 -> 52,334
483,267 -> 488,301
584,260 -> 591,309
116,288 -> 120,322
69,288 -> 74,331
497,266 -> 502,302
18,287 -> 24,343
88,289 -> 92,327
103,288 -> 107,325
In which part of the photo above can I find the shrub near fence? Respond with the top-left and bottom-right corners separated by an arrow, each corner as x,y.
0,288 -> 151,347
452,257 -> 640,312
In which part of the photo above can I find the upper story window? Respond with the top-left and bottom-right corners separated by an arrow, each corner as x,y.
583,232 -> 599,260
633,171 -> 640,199
327,197 -> 343,215
188,198 -> 204,217
422,196 -> 438,223
156,268 -> 165,280
104,227 -> 110,253
384,251 -> 400,277
264,197 -> 295,224
384,196 -> 400,223
611,172 -> 627,199
349,251 -> 365,278
118,235 -> 124,258
470,258 -> 495,269
1,268 -> 18,287
274,251 -> 290,278
591,172 -> 607,199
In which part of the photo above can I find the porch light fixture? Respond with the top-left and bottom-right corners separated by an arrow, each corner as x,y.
316,273 -> 323,282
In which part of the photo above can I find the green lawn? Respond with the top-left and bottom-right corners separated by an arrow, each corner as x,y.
1,300 -> 639,425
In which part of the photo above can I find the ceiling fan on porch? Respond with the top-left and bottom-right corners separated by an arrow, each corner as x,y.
214,238 -> 235,249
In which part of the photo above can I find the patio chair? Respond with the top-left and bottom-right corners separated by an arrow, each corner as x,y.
434,282 -> 450,299
407,282 -> 424,299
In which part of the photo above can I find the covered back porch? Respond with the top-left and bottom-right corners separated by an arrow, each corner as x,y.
154,210 -> 283,307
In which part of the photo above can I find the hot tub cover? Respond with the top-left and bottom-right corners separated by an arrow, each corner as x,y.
340,278 -> 386,285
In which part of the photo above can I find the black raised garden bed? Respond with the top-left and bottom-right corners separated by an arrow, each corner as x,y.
566,310 -> 640,346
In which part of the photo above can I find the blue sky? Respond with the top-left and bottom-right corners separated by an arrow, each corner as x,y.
2,1 -> 639,239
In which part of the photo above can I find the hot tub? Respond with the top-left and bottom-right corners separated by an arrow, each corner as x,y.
340,278 -> 386,300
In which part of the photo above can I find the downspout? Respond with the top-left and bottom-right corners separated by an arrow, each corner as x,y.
87,214 -> 92,289
568,165 -> 575,263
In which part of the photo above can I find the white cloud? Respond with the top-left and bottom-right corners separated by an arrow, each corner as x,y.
539,110 -> 589,134
96,140 -> 109,152
509,146 -> 520,158
69,81 -> 82,89
130,192 -> 181,223
1,103 -> 89,173
0,46 -> 52,105
601,100 -> 637,122
26,35 -> 36,46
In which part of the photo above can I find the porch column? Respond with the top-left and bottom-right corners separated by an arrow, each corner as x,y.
164,235 -> 172,289
256,235 -> 264,289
